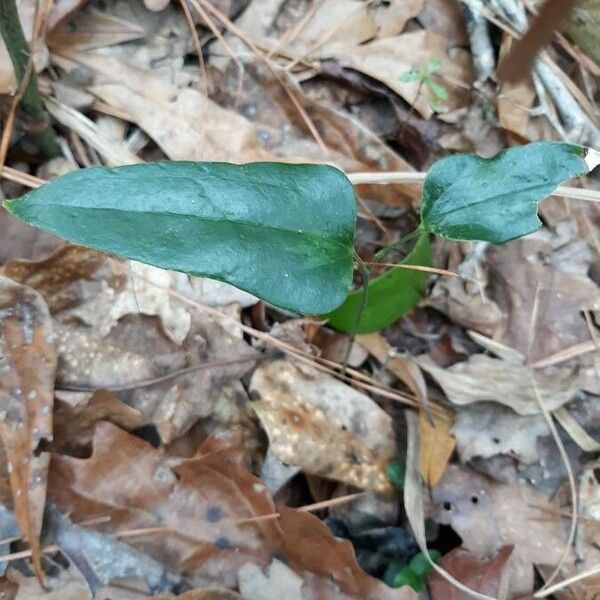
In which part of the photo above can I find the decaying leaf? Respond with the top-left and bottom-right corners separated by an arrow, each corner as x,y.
419,409 -> 455,487
250,360 -> 396,492
428,546 -> 514,600
0,276 -> 56,579
432,465 -> 570,596
416,354 -> 579,415
452,402 -> 549,466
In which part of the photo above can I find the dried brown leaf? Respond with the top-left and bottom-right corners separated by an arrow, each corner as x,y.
0,276 -> 56,579
429,546 -> 514,600
419,409 -> 455,487
49,423 -> 409,597
250,360 -> 396,492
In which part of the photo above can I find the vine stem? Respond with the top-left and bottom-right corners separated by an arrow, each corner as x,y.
0,0 -> 60,157
347,171 -> 600,203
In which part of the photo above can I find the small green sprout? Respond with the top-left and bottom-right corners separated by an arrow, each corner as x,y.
400,58 -> 449,111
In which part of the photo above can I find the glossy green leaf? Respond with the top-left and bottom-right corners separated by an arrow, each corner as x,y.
4,161 -> 357,315
408,550 -> 441,578
421,141 -> 594,244
386,460 -> 406,490
326,233 -> 432,333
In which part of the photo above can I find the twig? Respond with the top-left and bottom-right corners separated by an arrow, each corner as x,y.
0,0 -> 60,157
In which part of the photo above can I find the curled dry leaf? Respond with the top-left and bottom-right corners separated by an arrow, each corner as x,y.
428,545 -> 514,600
432,465 -> 570,596
0,276 -> 56,580
416,354 -> 579,415
250,360 -> 396,493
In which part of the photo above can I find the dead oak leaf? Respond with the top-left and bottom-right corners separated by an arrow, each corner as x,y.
250,360 -> 396,493
0,276 -> 56,580
428,545 -> 514,600
432,465 -> 570,597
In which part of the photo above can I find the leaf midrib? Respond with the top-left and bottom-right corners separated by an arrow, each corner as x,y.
19,200 -> 354,254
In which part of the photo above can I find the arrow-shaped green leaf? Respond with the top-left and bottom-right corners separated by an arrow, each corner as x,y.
4,161 -> 356,315
421,141 -> 598,244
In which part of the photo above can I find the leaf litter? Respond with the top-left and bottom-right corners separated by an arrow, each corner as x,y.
0,0 -> 600,598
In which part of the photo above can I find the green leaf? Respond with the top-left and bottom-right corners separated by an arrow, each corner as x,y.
3,161 -> 356,315
409,550 -> 441,578
421,142 -> 593,244
428,80 -> 448,101
386,460 -> 406,490
384,563 -> 423,590
326,233 -> 432,333
426,58 -> 442,74
399,69 -> 422,83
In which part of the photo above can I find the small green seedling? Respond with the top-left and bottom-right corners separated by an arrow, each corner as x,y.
400,58 -> 449,111
384,550 -> 442,591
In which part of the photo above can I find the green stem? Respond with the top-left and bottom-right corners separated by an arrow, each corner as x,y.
0,0 -> 60,157
375,227 -> 422,261
342,254 -> 370,371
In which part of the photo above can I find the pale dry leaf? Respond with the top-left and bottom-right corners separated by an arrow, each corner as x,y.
53,49 -> 269,162
332,31 -> 473,119
1,245 -> 254,345
0,276 -> 56,579
44,97 -> 142,166
238,559 -> 303,600
424,242 -> 505,338
250,360 -> 396,492
452,402 -> 549,465
374,0 -> 424,38
53,312 -> 256,443
416,354 -> 579,415
285,0 -> 378,57
48,9 -> 145,50
432,465 -> 571,596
